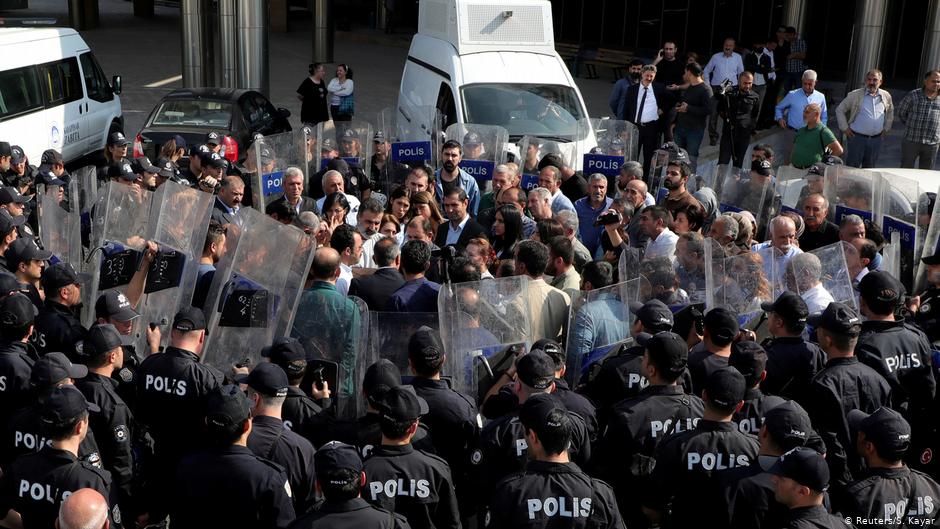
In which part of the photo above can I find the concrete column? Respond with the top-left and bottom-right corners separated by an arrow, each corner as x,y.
181,0 -> 212,87
69,0 -> 99,30
782,0 -> 808,34
846,0 -> 888,90
921,0 -> 940,78
236,0 -> 269,95
219,0 -> 237,89
312,0 -> 334,63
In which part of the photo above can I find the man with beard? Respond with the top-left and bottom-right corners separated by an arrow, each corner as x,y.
610,59 -> 644,121
661,160 -> 702,218
798,193 -> 839,252
434,140 -> 481,216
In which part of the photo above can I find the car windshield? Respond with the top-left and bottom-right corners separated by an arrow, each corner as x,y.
150,99 -> 233,128
461,83 -> 585,140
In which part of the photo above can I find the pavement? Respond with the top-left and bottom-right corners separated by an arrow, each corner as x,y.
15,0 -> 939,170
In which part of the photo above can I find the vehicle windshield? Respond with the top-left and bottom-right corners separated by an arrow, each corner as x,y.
150,99 -> 233,128
461,83 -> 585,140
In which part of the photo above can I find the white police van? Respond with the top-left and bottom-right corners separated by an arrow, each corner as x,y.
0,28 -> 122,164
398,0 -> 591,166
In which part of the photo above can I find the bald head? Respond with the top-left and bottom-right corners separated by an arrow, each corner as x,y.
57,488 -> 109,529
312,247 -> 341,281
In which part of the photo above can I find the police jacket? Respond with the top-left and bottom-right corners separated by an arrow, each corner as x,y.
172,444 -> 296,529
913,287 -> 940,345
717,87 -> 761,130
480,380 -> 597,440
723,455 -> 790,529
361,443 -> 461,529
135,346 -> 224,459
855,319 -> 936,412
479,396 -> 593,492
781,505 -> 852,529
761,336 -> 826,401
282,386 -> 327,446
73,372 -> 134,508
487,460 -> 625,529
0,340 -> 35,426
31,300 -> 86,357
3,404 -> 103,471
804,356 -> 891,488
645,419 -> 760,529
0,446 -> 116,529
289,497 -> 412,529
733,388 -> 786,436
841,466 -> 940,527
248,415 -> 317,514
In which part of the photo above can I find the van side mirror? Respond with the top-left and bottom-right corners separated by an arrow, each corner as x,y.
112,75 -> 122,95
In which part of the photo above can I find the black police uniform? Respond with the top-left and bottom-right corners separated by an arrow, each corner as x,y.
803,357 -> 891,488
855,319 -> 936,413
780,505 -> 852,528
31,300 -> 86,357
479,396 -> 593,493
248,415 -> 318,514
481,380 -> 598,440
733,388 -> 786,435
687,348 -> 730,397
171,444 -> 296,529
290,497 -> 412,529
761,336 -> 826,401
329,412 -> 436,460
842,466 -> 940,526
0,340 -> 35,427
73,372 -> 135,510
914,287 -> 940,344
717,87 -> 760,167
723,455 -> 793,529
0,446 -> 116,529
282,385 -> 327,443
644,420 -> 760,529
487,460 -> 625,529
362,444 -> 462,529
2,403 -> 103,470
600,384 -> 704,527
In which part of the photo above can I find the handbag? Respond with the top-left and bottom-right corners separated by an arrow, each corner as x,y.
338,93 -> 355,116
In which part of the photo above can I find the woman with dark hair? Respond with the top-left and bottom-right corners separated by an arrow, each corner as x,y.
491,204 -> 523,260
406,191 -> 445,234
386,185 -> 410,220
534,217 -> 565,242
322,192 -> 351,228
328,64 -> 355,122
673,203 -> 706,234
297,62 -> 330,126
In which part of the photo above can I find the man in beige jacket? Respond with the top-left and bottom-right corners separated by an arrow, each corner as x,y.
835,69 -> 894,168
513,240 -> 571,342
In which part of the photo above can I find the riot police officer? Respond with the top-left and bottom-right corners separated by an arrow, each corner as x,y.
0,385 -> 118,529
361,385 -> 461,529
759,292 -> 826,401
289,441 -> 411,529
912,253 -> 940,345
93,290 -> 147,408
261,337 -> 328,445
768,448 -> 847,528
599,331 -> 704,528
643,367 -> 760,528
0,292 -> 37,429
32,262 -> 88,358
842,408 -> 940,525
238,362 -> 318,513
729,341 -> 785,435
72,323 -> 136,520
171,384 -> 296,529
487,394 -> 625,529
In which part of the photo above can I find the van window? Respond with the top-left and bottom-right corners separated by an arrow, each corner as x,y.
435,84 -> 457,131
0,66 -> 44,122
40,58 -> 83,107
79,52 -> 113,103
461,84 -> 584,140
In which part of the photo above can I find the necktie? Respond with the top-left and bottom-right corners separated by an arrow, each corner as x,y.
636,87 -> 648,124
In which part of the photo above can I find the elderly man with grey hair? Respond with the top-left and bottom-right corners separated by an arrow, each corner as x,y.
315,169 -> 361,225
615,161 -> 655,205
57,488 -> 109,529
554,209 -> 592,272
786,251 -> 834,314
707,214 -> 739,249
268,166 -> 319,216
757,215 -> 804,290
574,173 -> 614,257
527,186 -> 554,221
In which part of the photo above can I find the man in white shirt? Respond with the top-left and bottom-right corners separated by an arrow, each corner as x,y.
638,205 -> 678,261
625,65 -> 668,178
330,224 -> 362,296
757,216 -> 804,293
786,251 -> 835,314
835,69 -> 894,168
704,38 -> 745,144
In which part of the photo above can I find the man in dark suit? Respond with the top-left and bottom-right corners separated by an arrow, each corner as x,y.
211,174 -> 245,226
435,187 -> 486,251
349,236 -> 405,310
266,167 -> 319,216
624,64 -> 669,179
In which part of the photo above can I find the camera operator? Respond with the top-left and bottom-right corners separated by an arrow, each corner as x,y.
717,72 -> 761,169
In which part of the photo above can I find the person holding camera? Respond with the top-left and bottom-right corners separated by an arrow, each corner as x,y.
703,38 -> 745,145
717,71 -> 761,169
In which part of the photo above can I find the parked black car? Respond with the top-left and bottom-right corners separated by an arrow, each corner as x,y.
134,87 -> 291,164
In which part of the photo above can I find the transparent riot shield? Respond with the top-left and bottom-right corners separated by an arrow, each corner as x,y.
785,242 -> 857,314
618,246 -> 643,283
438,277 -> 531,404
444,123 -> 509,193
564,281 -> 631,385
705,238 -> 771,327
517,135 -> 580,190
379,105 -> 442,175
580,118 -> 638,188
714,166 -> 774,239
876,172 -> 920,292
317,119 -> 373,182
774,165 -> 816,215
366,312 -> 441,377
247,131 -> 307,208
824,166 -> 879,224
296,126 -> 318,190
689,159 -> 720,194
37,190 -> 81,266
648,147 -> 674,201
84,182 -> 154,326
915,185 -> 940,293
133,182 -> 213,351
202,207 -> 316,371
756,245 -> 788,300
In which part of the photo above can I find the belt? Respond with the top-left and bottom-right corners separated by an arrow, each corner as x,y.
638,121 -> 658,126
850,130 -> 882,138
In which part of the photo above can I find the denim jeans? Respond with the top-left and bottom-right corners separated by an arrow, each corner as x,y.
845,133 -> 882,168
675,124 -> 705,169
